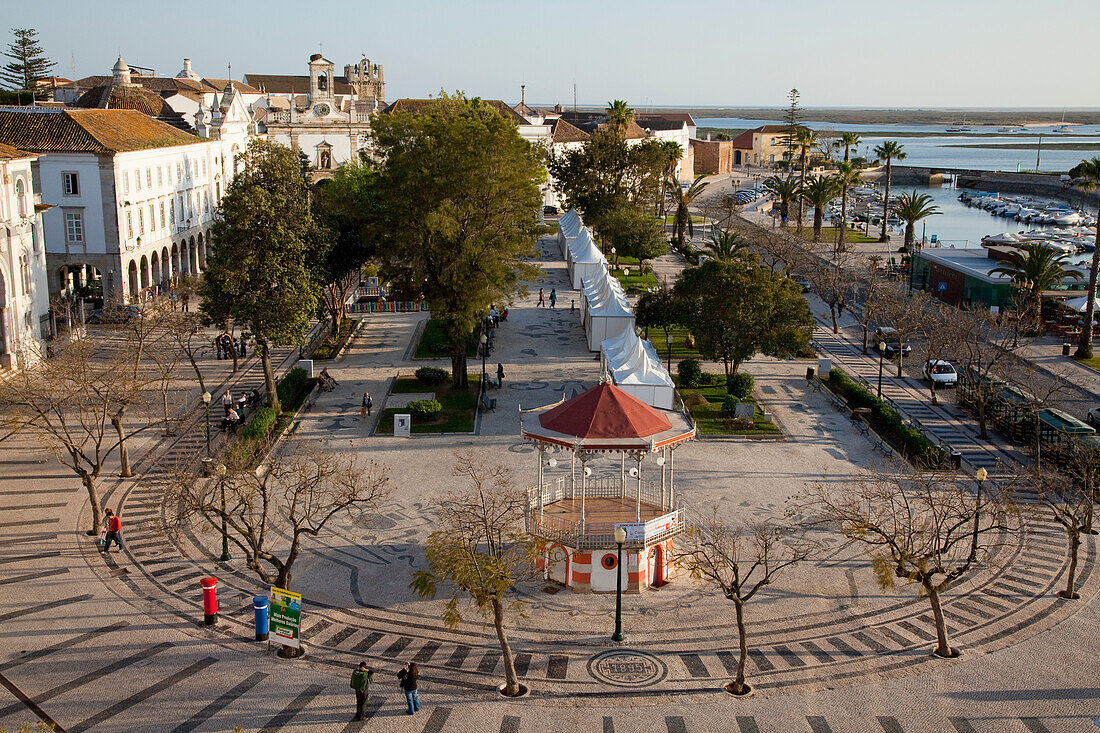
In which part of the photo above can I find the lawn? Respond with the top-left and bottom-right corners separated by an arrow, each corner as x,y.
642,325 -> 703,362
795,226 -> 879,244
660,215 -> 706,225
413,318 -> 479,359
612,269 -> 659,293
674,375 -> 781,436
375,375 -> 480,434
1075,356 -> 1100,373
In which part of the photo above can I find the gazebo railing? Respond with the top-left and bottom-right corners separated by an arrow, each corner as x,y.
527,507 -> 685,549
527,476 -> 675,513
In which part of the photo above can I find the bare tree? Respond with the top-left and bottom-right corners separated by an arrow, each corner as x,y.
1028,448 -> 1098,600
410,452 -> 537,697
915,294 -> 958,405
796,467 -> 1020,657
850,256 -> 885,355
800,243 -> 856,334
676,509 -> 810,695
163,310 -> 212,395
868,280 -> 925,378
949,306 -> 1029,439
168,441 -> 391,589
744,222 -> 800,275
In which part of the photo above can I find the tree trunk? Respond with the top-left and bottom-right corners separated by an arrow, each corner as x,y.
1075,214 -> 1100,359
492,597 -> 521,696
905,223 -> 915,248
111,414 -> 132,478
1060,530 -> 1081,599
830,305 -> 839,334
927,586 -> 954,656
837,189 -> 848,255
813,207 -> 823,240
879,160 -> 892,243
929,378 -> 938,406
730,597 -> 749,694
162,391 -> 173,436
897,349 -> 904,378
862,325 -> 868,355
82,473 -> 102,535
258,336 -> 281,415
977,398 -> 988,439
450,342 -> 469,390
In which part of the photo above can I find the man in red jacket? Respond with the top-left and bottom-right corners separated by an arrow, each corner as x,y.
102,508 -> 124,553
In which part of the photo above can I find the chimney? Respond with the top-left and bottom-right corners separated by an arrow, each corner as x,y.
183,58 -> 193,76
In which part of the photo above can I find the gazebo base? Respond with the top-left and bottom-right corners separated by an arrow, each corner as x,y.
539,536 -> 677,593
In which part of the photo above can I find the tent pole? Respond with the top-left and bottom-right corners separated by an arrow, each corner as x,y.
670,447 -> 675,508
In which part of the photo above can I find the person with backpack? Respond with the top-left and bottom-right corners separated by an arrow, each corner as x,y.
350,661 -> 373,721
102,508 -> 124,553
549,288 -> 557,308
397,662 -> 420,715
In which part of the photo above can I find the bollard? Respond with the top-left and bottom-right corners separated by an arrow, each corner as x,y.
253,595 -> 269,641
950,451 -> 962,470
1063,343 -> 1071,357
201,577 -> 218,626
806,366 -> 815,381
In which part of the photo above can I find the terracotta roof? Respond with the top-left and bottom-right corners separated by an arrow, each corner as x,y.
594,119 -> 649,140
73,83 -> 193,132
201,78 -> 263,95
731,130 -> 755,149
757,124 -> 796,134
514,101 -> 540,117
637,112 -> 696,126
244,74 -> 355,95
62,75 -> 204,96
537,383 -> 672,439
0,108 -> 202,154
0,142 -> 36,161
636,118 -> 686,132
382,98 -> 528,125
550,118 -> 589,144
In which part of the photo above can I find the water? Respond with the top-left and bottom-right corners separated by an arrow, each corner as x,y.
696,117 -> 1100,173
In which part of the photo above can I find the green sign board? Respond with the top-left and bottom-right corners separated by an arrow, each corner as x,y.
270,586 -> 301,648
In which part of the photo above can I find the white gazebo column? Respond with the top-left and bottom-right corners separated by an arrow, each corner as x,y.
620,452 -> 626,499
658,450 -> 668,508
580,452 -> 589,531
570,448 -> 576,500
537,444 -> 546,522
635,452 -> 644,522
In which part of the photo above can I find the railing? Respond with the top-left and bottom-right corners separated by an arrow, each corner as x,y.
347,300 -> 427,314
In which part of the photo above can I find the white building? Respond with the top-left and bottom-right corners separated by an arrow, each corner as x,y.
0,107 -> 229,303
0,143 -> 50,368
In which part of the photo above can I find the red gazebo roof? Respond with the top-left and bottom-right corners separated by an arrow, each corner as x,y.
538,383 -> 673,439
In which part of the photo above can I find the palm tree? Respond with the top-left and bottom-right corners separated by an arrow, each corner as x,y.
793,127 -> 817,234
657,140 -> 683,216
1071,157 -> 1100,358
895,191 -> 942,249
801,176 -> 840,241
669,175 -> 709,246
605,100 -> 634,138
989,242 -> 1081,325
833,162 -> 862,255
763,176 -> 799,229
840,132 -> 861,162
701,229 -> 749,261
873,141 -> 907,243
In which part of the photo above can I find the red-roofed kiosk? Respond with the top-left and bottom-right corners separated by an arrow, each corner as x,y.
520,382 -> 694,592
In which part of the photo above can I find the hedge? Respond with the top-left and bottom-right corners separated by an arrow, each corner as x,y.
827,368 -> 946,467
408,399 -> 443,420
277,367 -> 309,407
415,367 -> 449,386
240,407 -> 277,441
678,358 -> 702,388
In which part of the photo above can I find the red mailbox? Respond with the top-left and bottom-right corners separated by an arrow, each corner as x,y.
201,577 -> 218,626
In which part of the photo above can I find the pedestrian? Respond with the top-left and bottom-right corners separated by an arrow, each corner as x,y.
350,661 -> 373,721
215,336 -> 223,360
181,292 -> 190,313
222,389 -> 232,416
570,299 -> 575,314
397,662 -> 420,715
537,288 -> 545,308
238,335 -> 247,358
169,291 -> 177,311
102,508 -> 124,553
549,288 -> 557,308
496,362 -> 505,390
362,391 -> 373,417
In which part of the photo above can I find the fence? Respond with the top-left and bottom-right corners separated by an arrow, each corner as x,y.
347,300 -> 428,314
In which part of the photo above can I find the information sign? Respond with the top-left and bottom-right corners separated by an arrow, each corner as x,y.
270,586 -> 302,649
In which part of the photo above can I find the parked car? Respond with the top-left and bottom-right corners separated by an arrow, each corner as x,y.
925,360 -> 958,387
542,205 -> 560,216
85,305 -> 144,324
794,279 -> 812,293
1087,406 -> 1100,427
873,326 -> 912,356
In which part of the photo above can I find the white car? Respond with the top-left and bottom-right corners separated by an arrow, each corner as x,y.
925,360 -> 958,387
1087,406 -> 1100,427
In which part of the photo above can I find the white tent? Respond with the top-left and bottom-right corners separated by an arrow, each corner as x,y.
1061,295 -> 1095,313
581,270 -> 635,351
557,209 -> 583,258
600,329 -> 675,409
567,228 -> 608,289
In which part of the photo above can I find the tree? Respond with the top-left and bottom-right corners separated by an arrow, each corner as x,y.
700,229 -> 749,261
762,176 -> 798,230
1070,157 -> 1100,358
869,280 -> 926,378
371,94 -> 544,389
801,175 -> 839,241
797,467 -> 1020,658
1029,445 -> 1099,600
605,99 -> 634,138
669,175 -> 709,247
168,441 -> 391,589
674,258 -> 813,377
833,162 -> 862,255
800,244 -> 857,334
1,29 -> 54,96
793,127 -> 817,233
676,510 -> 809,695
410,453 -> 536,697
840,132 -> 861,162
873,141 -> 906,243
949,305 -> 1029,439
988,241 -> 1081,325
598,203 -> 667,265
200,139 -> 319,415
635,287 -> 679,363
782,88 -> 800,169
895,190 -> 941,249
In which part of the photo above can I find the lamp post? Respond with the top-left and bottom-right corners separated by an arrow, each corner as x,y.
611,247 -> 618,271
971,467 -> 987,559
201,391 -> 212,459
612,525 -> 626,642
216,463 -> 230,561
479,331 -> 488,397
665,332 -> 672,372
877,341 -> 887,400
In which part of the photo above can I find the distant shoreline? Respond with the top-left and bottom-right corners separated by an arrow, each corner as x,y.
564,106 -> 1100,126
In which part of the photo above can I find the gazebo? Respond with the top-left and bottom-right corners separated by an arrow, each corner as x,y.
519,382 -> 695,592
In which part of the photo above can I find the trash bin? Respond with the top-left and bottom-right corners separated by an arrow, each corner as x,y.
253,596 -> 269,641
1063,343 -> 1071,357
950,451 -> 962,470
806,366 -> 815,380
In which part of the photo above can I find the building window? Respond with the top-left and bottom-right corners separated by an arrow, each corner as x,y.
122,171 -> 129,194
159,200 -> 166,228
137,207 -> 144,235
148,204 -> 156,232
146,168 -> 152,189
176,161 -> 182,183
201,158 -> 207,177
157,166 -> 163,187
63,172 -> 79,196
169,199 -> 175,225
64,211 -> 84,242
15,180 -> 27,217
126,209 -> 133,239
19,254 -> 29,296
135,169 -> 141,192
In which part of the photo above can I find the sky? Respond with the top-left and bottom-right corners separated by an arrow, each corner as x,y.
7,0 -> 1100,109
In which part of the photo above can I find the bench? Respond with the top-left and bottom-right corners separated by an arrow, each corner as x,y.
873,440 -> 893,456
479,395 -> 497,413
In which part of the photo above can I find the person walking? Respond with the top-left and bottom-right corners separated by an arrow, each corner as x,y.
362,391 -> 373,417
181,292 -> 190,313
570,299 -> 575,314
102,508 -> 124,553
537,288 -> 545,308
222,389 -> 232,416
397,662 -> 420,715
496,362 -> 505,390
350,661 -> 373,721
549,288 -> 557,308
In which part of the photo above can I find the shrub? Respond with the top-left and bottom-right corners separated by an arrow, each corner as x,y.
682,393 -> 708,408
241,407 -> 277,441
415,366 -> 449,386
722,416 -> 756,431
697,372 -> 716,386
721,395 -> 740,419
277,367 -> 309,406
727,372 -> 755,401
678,358 -> 702,388
407,399 -> 443,420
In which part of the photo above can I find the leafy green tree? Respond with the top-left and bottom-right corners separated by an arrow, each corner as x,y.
988,241 -> 1081,324
763,176 -> 798,229
1,28 -> 54,96
1070,157 -> 1100,358
674,258 -> 813,377
840,131 -> 861,162
411,454 -> 536,698
801,176 -> 840,241
783,88 -> 800,167
200,139 -> 319,415
598,203 -> 667,265
701,229 -> 749,261
605,99 -> 634,138
833,162 -> 862,254
793,127 -> 817,233
895,190 -> 942,249
669,175 -> 709,247
873,141 -> 907,242
371,93 -> 544,388
635,287 -> 679,363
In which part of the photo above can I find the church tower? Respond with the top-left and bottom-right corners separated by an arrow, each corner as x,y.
308,53 -> 335,105
345,57 -> 385,112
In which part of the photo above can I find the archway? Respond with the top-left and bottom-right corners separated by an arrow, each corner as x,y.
547,545 -> 569,585
139,255 -> 150,290
127,260 -> 139,301
172,243 -> 180,278
180,242 -> 189,276
189,236 -> 197,274
151,251 -> 161,291
197,232 -> 205,271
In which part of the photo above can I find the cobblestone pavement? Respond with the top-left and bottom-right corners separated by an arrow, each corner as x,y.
1,238 -> 1099,731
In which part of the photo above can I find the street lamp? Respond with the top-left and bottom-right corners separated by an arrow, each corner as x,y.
971,467 -> 987,559
216,463 -> 230,562
479,331 -> 488,396
611,247 -> 618,271
612,525 -> 627,642
665,332 -> 673,372
877,341 -> 887,400
201,391 -> 212,459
